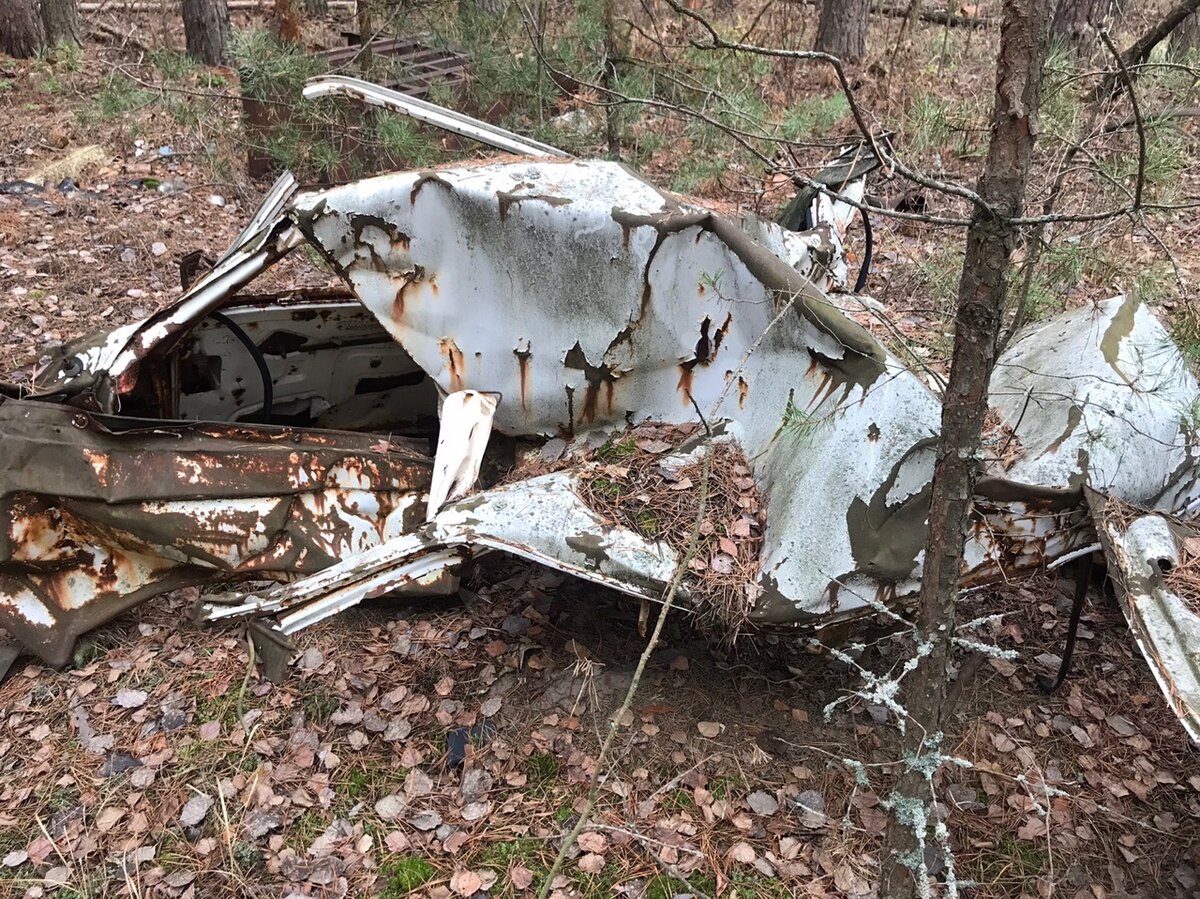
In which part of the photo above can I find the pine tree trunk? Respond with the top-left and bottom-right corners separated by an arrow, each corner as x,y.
1,0 -> 46,58
601,0 -> 620,159
272,0 -> 303,42
182,0 -> 230,65
1051,0 -> 1113,53
357,0 -> 374,38
41,0 -> 81,46
879,1 -> 1052,896
814,0 -> 871,62
1172,10 -> 1200,55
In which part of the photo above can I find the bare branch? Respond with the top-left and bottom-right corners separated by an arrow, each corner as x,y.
1098,29 -> 1147,213
662,0 -> 997,214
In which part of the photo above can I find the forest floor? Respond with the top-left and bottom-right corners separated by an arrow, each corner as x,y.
1,4 -> 1199,898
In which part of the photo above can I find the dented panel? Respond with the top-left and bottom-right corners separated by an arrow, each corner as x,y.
990,295 -> 1200,509
289,160 -> 943,621
0,400 -> 434,666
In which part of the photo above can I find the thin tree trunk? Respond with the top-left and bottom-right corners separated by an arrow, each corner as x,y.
41,0 -> 82,46
1,0 -> 46,58
814,0 -> 871,61
356,0 -> 374,37
182,0 -> 230,65
1175,11 -> 1200,55
880,1 -> 1051,896
1091,0 -> 1200,99
272,0 -> 303,42
1052,0 -> 1112,54
601,0 -> 621,159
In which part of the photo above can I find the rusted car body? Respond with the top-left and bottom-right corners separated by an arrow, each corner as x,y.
2,78 -> 1198,735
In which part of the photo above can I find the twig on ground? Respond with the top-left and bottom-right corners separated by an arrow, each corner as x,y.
537,407 -> 715,899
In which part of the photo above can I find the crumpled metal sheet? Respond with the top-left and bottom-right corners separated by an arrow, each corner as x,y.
990,294 -> 1200,510
30,172 -> 305,409
289,159 -> 944,621
1089,489 -> 1200,742
0,399 -> 433,666
200,461 -> 689,656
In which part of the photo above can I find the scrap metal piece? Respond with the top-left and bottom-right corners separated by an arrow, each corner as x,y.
990,294 -> 1200,510
303,75 -> 568,158
1090,489 -> 1200,742
201,468 -> 684,646
7,144 -> 1199,702
0,399 -> 434,667
36,215 -> 305,410
426,390 -> 498,521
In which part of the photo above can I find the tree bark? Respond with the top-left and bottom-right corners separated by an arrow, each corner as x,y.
182,0 -> 230,65
814,0 -> 871,62
1052,0 -> 1112,53
880,1 -> 1051,897
272,0 -> 303,42
1174,11 -> 1200,55
1,0 -> 46,58
356,0 -> 374,37
601,0 -> 621,158
40,0 -> 81,46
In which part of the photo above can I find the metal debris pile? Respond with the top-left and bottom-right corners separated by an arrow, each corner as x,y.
578,425 -> 765,633
3,75 -> 1200,745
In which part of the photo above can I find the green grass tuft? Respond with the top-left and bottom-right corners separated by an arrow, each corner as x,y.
781,93 -> 849,140
151,48 -> 198,82
378,856 -> 437,896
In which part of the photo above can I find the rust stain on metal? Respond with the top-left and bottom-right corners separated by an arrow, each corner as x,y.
563,342 -> 620,425
439,337 -> 467,392
82,448 -> 109,486
392,265 -> 426,321
496,190 -> 572,223
409,171 -> 454,205
514,343 -> 532,414
676,364 -> 694,405
0,400 -> 432,669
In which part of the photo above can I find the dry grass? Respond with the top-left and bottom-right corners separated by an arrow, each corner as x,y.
1165,526 -> 1200,613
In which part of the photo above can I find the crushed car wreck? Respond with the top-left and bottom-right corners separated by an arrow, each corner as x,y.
2,77 -> 1198,738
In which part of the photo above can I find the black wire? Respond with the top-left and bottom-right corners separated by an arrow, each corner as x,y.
854,208 -> 873,294
209,310 -> 274,424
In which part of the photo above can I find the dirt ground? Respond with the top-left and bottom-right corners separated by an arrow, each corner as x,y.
2,3 -> 1200,898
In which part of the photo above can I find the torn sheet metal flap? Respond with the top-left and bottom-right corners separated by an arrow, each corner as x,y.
202,469 -> 683,639
1090,489 -> 1200,743
35,208 -> 304,408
